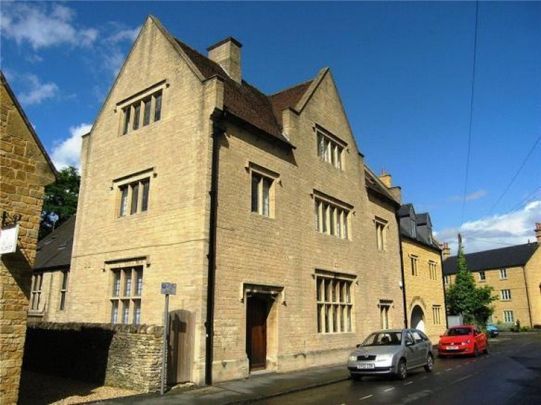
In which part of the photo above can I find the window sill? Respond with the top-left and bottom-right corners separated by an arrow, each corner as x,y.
317,331 -> 356,336
116,210 -> 149,221
250,212 -> 275,221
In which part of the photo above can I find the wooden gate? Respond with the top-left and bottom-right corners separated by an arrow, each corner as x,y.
167,309 -> 194,384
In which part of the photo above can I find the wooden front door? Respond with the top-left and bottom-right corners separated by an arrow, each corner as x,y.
246,295 -> 269,371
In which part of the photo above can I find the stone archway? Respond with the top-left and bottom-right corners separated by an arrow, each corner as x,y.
411,305 -> 425,332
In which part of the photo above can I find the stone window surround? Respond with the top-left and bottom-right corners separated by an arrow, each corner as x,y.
499,268 -> 508,280
59,270 -> 69,311
409,254 -> 418,276
312,189 -> 353,240
112,168 -> 155,219
432,305 -> 442,325
428,260 -> 438,280
500,289 -> 512,301
246,162 -> 279,219
105,256 -> 148,325
30,272 -> 44,313
314,124 -> 348,170
479,271 -> 486,282
115,80 -> 168,136
314,269 -> 356,335
503,310 -> 514,323
374,216 -> 388,252
378,299 -> 393,329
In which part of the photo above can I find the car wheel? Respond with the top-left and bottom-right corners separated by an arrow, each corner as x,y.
473,345 -> 480,357
351,374 -> 362,381
424,354 -> 434,372
483,343 -> 489,354
396,359 -> 407,380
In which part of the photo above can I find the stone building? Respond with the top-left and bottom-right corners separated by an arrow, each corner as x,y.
55,16 -> 406,385
443,224 -> 541,328
28,216 -> 75,323
0,72 -> 56,404
397,204 -> 446,340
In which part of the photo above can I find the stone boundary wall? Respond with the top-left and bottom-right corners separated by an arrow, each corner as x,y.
23,322 -> 163,392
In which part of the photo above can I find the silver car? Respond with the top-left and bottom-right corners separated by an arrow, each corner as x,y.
347,329 -> 434,380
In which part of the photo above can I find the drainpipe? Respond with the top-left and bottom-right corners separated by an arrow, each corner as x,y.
522,265 -> 533,328
440,250 -> 449,330
395,215 -> 408,329
205,108 -> 224,385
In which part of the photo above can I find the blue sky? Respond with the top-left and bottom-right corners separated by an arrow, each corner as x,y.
1,1 -> 540,253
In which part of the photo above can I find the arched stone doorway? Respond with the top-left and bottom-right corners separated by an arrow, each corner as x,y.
411,305 -> 425,332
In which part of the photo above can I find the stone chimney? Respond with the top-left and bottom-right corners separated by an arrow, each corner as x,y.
440,242 -> 451,260
379,171 -> 392,188
207,37 -> 242,83
535,223 -> 541,244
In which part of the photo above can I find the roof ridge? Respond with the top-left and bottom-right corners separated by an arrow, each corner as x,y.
269,79 -> 314,97
447,241 -> 538,259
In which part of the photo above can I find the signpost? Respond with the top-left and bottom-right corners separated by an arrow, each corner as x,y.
160,282 -> 176,395
0,224 -> 19,255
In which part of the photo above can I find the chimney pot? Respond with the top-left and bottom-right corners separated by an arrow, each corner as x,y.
207,37 -> 242,83
440,242 -> 451,259
378,171 -> 392,188
535,222 -> 541,244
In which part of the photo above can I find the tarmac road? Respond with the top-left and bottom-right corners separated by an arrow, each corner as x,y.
258,333 -> 541,405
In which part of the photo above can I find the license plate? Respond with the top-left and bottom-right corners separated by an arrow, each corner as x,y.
357,363 -> 375,369
446,346 -> 458,350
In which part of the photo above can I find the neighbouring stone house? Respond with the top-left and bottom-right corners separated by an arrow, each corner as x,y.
397,203 -> 446,340
44,16 -> 410,385
0,71 -> 56,404
28,216 -> 75,323
443,224 -> 541,328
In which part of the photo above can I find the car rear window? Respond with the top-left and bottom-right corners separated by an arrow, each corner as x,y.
445,327 -> 472,336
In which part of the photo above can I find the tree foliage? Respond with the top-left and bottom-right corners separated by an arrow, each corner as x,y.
39,166 -> 80,239
445,238 -> 498,326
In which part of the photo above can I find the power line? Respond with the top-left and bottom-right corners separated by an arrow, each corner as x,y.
461,0 -> 480,224
488,134 -> 541,214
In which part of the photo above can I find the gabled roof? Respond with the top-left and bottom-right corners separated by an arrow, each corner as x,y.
398,204 -> 440,251
442,243 -> 539,275
34,216 -> 76,271
174,38 -> 312,147
1,71 -> 57,178
398,203 -> 415,218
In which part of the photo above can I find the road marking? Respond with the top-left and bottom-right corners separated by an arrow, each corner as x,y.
453,374 -> 473,383
360,394 -> 373,400
404,381 -> 414,385
445,368 -> 453,371
384,387 -> 395,392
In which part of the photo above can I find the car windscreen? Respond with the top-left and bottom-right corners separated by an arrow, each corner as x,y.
361,332 -> 402,346
445,328 -> 472,336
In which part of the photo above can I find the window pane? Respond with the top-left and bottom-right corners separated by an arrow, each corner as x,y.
251,174 -> 259,213
122,301 -> 129,323
143,98 -> 151,126
130,182 -> 139,215
154,91 -> 162,121
141,179 -> 150,212
318,133 -> 325,157
111,301 -> 119,324
262,177 -> 271,217
315,201 -> 320,231
113,271 -> 121,297
133,102 -> 141,130
336,210 -> 342,238
343,213 -> 348,239
125,269 -> 132,296
123,107 -> 130,134
330,207 -> 335,235
336,147 -> 342,169
119,186 -> 128,216
316,277 -> 322,301
135,268 -> 143,296
322,204 -> 328,233
333,305 -> 338,332
133,300 -> 141,325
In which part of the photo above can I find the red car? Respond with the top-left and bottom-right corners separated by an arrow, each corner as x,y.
438,325 -> 488,357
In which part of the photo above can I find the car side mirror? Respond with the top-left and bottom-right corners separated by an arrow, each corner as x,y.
406,340 -> 414,347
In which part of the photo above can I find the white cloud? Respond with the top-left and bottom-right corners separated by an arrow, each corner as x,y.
0,3 -> 98,49
436,200 -> 541,254
18,74 -> 59,105
108,27 -> 140,44
51,123 -> 92,170
449,189 -> 487,202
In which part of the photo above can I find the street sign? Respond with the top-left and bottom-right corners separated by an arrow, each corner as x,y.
0,224 -> 19,255
161,282 -> 177,295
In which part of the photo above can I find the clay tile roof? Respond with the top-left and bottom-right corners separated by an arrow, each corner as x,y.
269,80 -> 313,127
34,216 -> 76,271
443,243 -> 539,275
174,38 -> 312,146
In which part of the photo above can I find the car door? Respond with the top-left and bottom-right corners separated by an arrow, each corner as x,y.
404,331 -> 419,366
411,329 -> 427,366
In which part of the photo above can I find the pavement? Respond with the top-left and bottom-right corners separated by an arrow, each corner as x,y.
102,332 -> 541,405
101,363 -> 349,404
